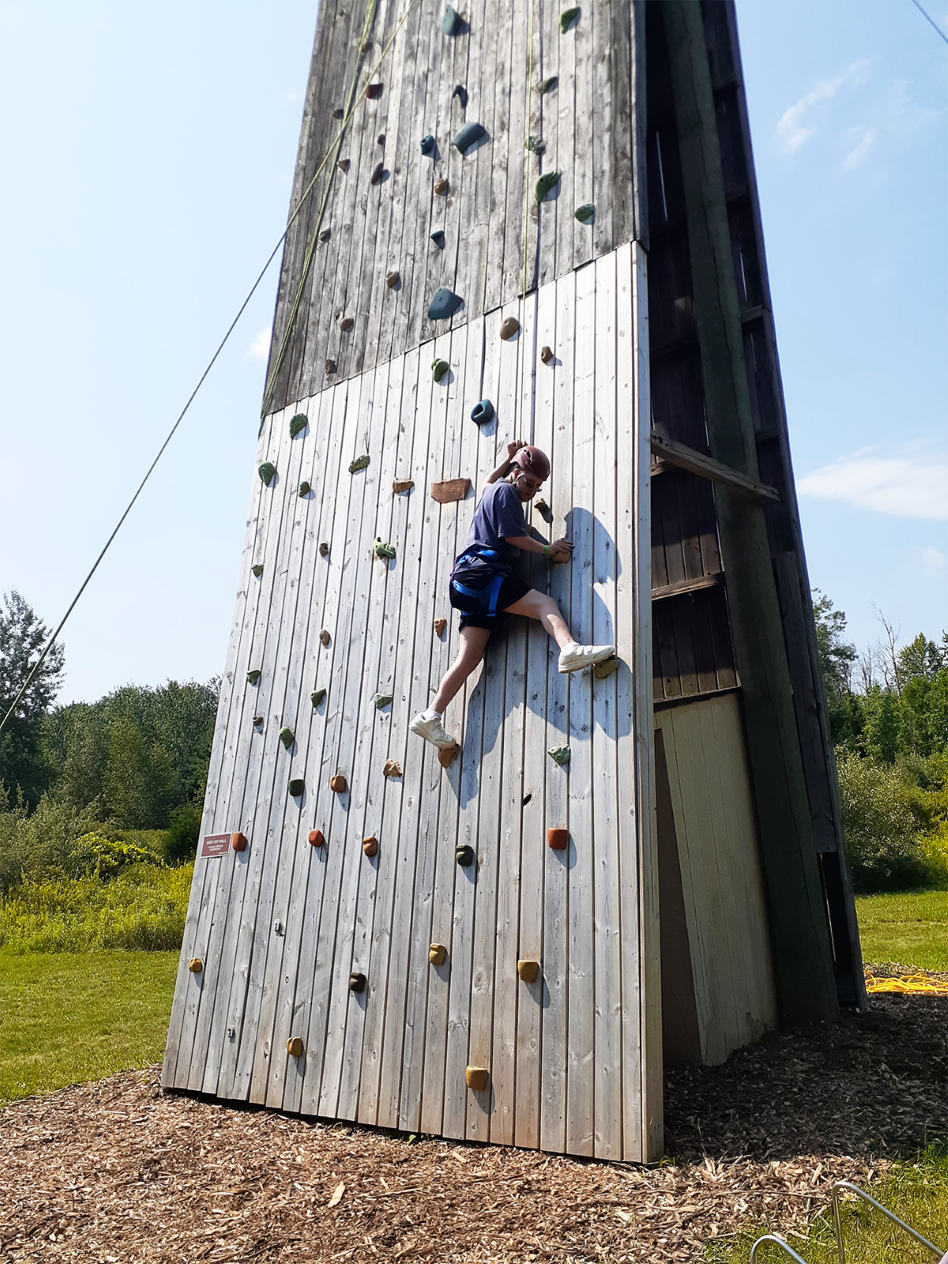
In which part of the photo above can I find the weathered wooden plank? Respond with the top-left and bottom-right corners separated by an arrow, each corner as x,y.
650,433 -> 780,502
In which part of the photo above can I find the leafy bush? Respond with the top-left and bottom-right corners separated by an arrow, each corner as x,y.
70,832 -> 165,879
162,801 -> 203,866
0,795 -> 100,894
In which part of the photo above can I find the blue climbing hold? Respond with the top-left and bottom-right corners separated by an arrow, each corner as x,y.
420,133 -> 435,156
440,5 -> 464,35
427,287 -> 463,320
471,399 -> 494,426
453,122 -> 487,155
430,229 -> 446,248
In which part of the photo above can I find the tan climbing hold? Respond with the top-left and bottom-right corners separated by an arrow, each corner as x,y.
308,829 -> 325,847
231,832 -> 248,853
517,960 -> 540,983
465,1066 -> 489,1091
434,177 -> 449,196
325,358 -> 336,375
382,759 -> 402,778
319,228 -> 330,242
319,542 -> 330,557
349,972 -> 366,993
540,345 -> 554,365
430,477 -> 471,504
500,315 -> 520,340
286,1036 -> 304,1057
593,656 -> 620,679
535,497 -> 550,514
547,827 -> 569,851
362,836 -> 378,858
330,774 -> 347,794
428,943 -> 447,966
393,478 -> 414,494
337,158 -> 349,173
339,315 -> 354,332
386,270 -> 400,289
319,629 -> 331,646
434,617 -> 447,637
438,742 -> 460,768
188,957 -> 203,973
253,715 -> 263,727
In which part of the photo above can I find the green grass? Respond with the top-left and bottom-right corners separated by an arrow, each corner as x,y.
855,888 -> 948,971
0,950 -> 178,1105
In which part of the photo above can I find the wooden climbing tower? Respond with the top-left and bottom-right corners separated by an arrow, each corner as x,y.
163,0 -> 863,1162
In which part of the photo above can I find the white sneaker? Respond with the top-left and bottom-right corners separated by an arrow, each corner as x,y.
409,712 -> 456,748
557,642 -> 616,674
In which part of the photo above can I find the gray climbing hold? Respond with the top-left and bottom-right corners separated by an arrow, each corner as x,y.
279,727 -> 294,750
432,359 -> 450,383
456,844 -> 475,867
373,693 -> 393,709
452,84 -> 468,108
453,122 -> 487,155
325,358 -> 336,375
288,778 -> 305,797
560,7 -> 580,33
332,107 -> 344,119
427,286 -> 462,319
289,413 -> 308,438
311,688 -> 327,707
319,228 -> 330,242
299,481 -> 311,497
575,203 -> 595,223
430,229 -> 446,248
377,133 -> 385,145
536,170 -> 562,203
548,745 -> 571,766
247,669 -> 261,685
420,134 -> 435,156
370,159 -> 384,185
539,75 -> 558,95
440,5 -> 464,35
251,564 -> 264,578
471,399 -> 494,426
525,135 -> 546,155
259,461 -> 276,486
374,538 -> 397,560
349,454 -> 370,473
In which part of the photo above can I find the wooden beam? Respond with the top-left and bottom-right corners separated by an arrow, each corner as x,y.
651,571 -> 723,601
650,433 -> 780,502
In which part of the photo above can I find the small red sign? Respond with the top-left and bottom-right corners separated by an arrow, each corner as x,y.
201,833 -> 231,858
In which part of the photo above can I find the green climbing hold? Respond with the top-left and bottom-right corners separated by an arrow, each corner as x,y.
259,462 -> 276,486
251,564 -> 264,578
311,688 -> 326,708
373,693 -> 393,709
299,481 -> 311,497
349,454 -> 370,473
279,727 -> 294,750
432,359 -> 450,383
288,778 -> 305,797
453,122 -> 487,155
289,413 -> 308,438
247,669 -> 261,685
548,745 -> 571,766
374,538 -> 397,560
539,76 -> 558,95
560,7 -> 580,33
471,399 -> 494,426
420,133 -> 435,156
575,203 -> 595,223
525,135 -> 546,155
440,5 -> 464,35
535,170 -> 562,203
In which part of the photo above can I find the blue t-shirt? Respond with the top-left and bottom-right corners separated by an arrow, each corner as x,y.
462,480 -> 526,561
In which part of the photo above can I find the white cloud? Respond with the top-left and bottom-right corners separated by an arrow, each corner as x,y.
841,126 -> 877,171
775,61 -> 870,155
921,546 -> 946,578
248,326 -> 271,361
798,452 -> 948,520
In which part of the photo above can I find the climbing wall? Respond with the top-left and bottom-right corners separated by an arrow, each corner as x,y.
163,0 -> 658,1160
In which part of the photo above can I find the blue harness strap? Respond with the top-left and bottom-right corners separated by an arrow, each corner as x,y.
450,545 -> 510,617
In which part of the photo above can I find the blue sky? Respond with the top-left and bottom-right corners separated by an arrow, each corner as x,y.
0,1 -> 945,706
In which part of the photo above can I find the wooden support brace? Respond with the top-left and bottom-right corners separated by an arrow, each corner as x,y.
649,433 -> 780,503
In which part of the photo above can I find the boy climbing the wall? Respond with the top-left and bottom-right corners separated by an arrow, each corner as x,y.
410,439 -> 614,749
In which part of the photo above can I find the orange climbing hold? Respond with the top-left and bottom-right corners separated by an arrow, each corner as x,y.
438,742 -> 460,768
383,759 -> 402,778
231,832 -> 248,853
547,827 -> 569,850
362,836 -> 379,858
330,774 -> 347,794
465,1066 -> 489,1091
308,829 -> 325,847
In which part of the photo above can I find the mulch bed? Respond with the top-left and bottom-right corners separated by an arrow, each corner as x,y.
1,993 -> 945,1263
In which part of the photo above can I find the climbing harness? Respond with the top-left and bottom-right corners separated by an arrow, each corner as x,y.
450,546 -> 513,620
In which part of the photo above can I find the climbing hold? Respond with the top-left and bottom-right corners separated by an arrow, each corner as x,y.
517,960 -> 540,983
319,542 -> 330,557
288,778 -> 305,797
434,177 -> 449,196
471,399 -> 494,426
362,836 -> 378,858
535,170 -> 562,203
430,478 -> 470,504
420,134 -> 435,156
349,454 -> 370,473
456,844 -> 475,867
500,315 -> 520,340
427,287 -> 462,320
319,228 -> 331,242
289,413 -> 308,438
548,745 -> 570,766
452,84 -> 468,109
188,958 -> 203,973
339,316 -> 354,332
432,358 -> 450,383
337,158 -> 350,173
429,943 -> 446,966
373,693 -> 393,709
430,229 -> 446,249
374,538 -> 397,560
370,160 -> 384,185
454,122 -> 487,155
440,5 -> 464,35
465,1066 -> 489,1091
311,687 -> 326,708
232,832 -> 248,852
348,972 -> 366,993
332,107 -> 344,119
299,481 -> 311,497
525,135 -> 546,155
392,478 -> 414,494
539,75 -> 558,95
330,774 -> 347,794
593,656 -> 620,678
253,715 -> 263,727
547,827 -> 569,850
365,82 -> 382,99
247,669 -> 261,685
575,203 -> 595,223
286,1036 -> 304,1057
377,133 -> 385,146
535,496 -> 550,514
251,564 -> 264,578
559,7 -> 580,33
362,38 -> 373,53
279,727 -> 294,750
434,617 -> 447,637
273,920 -> 285,936
386,270 -> 400,289
383,759 -> 402,778
259,461 -> 276,486
540,345 -> 554,365
319,629 -> 331,646
325,358 -> 336,375
438,742 -> 460,768
308,829 -> 325,847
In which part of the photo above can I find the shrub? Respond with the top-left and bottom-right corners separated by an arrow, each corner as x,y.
69,832 -> 165,879
0,796 -> 100,894
162,801 -> 203,866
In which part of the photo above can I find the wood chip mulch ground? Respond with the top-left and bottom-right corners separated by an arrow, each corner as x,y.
1,992 -> 945,1263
